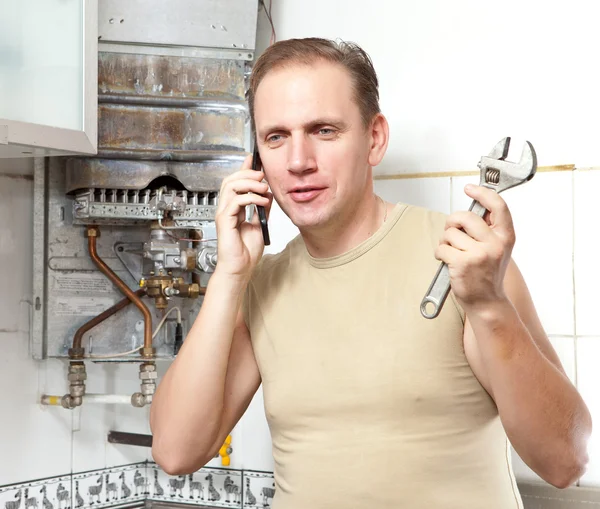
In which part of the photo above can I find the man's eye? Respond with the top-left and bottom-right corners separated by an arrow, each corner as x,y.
267,135 -> 281,143
318,128 -> 335,136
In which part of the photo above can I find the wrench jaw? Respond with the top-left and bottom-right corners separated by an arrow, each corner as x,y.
488,136 -> 511,160
521,141 -> 538,183
477,140 -> 537,193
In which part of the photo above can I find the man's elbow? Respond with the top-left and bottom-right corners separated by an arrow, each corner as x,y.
546,450 -> 589,489
152,440 -> 212,476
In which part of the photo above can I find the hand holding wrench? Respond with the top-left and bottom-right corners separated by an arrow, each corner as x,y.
420,137 -> 537,319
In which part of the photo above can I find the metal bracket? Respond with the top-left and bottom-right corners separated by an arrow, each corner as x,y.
108,430 -> 153,447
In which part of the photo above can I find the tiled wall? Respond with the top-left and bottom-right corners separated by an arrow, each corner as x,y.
0,463 -> 275,509
375,167 -> 600,486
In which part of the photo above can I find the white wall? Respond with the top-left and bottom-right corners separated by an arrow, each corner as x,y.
259,0 -> 600,173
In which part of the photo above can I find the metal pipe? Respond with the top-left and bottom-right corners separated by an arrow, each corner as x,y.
41,394 -> 133,406
70,288 -> 146,354
96,148 -> 246,162
98,93 -> 248,113
87,226 -> 155,358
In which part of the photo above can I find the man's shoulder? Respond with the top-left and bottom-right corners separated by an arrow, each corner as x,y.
251,234 -> 304,283
393,202 -> 449,237
403,202 -> 448,221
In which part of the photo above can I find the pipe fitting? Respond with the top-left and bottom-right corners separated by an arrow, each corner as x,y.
65,362 -> 87,408
68,347 -> 85,360
141,347 -> 156,359
131,392 -> 147,407
60,394 -> 83,409
131,362 -> 157,407
85,226 -> 100,238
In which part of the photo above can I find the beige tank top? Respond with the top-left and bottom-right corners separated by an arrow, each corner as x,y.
243,203 -> 523,509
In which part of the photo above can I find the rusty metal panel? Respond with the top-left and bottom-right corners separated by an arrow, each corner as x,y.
65,158 -> 243,193
98,104 -> 246,152
98,52 -> 248,99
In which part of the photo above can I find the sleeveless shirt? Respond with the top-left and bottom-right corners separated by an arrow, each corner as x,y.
242,202 -> 523,509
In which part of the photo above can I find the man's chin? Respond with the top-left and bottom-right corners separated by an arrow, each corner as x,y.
288,212 -> 330,231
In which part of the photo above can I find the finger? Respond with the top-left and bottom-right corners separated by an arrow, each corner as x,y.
445,211 -> 492,243
441,227 -> 478,251
241,153 -> 253,171
225,193 -> 270,219
246,192 -> 274,225
226,179 -> 269,197
434,243 -> 461,265
464,184 -> 513,228
220,166 -> 266,192
218,179 -> 269,215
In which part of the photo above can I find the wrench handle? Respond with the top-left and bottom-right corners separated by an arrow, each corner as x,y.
420,199 -> 488,319
468,199 -> 488,218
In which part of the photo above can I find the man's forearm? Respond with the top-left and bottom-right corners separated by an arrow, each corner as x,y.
150,270 -> 247,470
468,299 -> 592,488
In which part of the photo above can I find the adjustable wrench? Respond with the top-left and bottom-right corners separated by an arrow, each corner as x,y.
420,137 -> 537,319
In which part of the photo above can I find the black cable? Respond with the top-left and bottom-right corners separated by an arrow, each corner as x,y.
174,322 -> 183,355
259,0 -> 276,44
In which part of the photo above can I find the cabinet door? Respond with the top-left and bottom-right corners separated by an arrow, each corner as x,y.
0,0 -> 98,158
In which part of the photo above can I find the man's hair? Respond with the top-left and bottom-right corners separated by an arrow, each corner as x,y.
248,37 -> 381,132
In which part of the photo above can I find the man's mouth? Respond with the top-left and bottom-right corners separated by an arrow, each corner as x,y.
289,186 -> 326,202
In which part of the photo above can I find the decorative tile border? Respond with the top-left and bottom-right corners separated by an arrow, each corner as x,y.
1,463 -> 275,509
149,464 -> 242,507
241,471 -> 275,509
73,463 -> 148,508
0,474 -> 72,509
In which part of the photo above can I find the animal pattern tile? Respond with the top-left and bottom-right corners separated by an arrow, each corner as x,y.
149,463 -> 243,507
241,471 -> 275,508
0,475 -> 72,509
1,463 -> 274,509
71,464 -> 147,509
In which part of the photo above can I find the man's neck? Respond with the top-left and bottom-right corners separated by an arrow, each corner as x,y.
301,194 -> 389,259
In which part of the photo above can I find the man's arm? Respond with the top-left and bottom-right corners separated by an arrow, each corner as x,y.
436,183 -> 591,490
150,277 -> 261,475
150,154 -> 272,475
464,259 -> 591,488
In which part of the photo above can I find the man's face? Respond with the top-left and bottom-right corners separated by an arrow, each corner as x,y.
253,61 -> 374,230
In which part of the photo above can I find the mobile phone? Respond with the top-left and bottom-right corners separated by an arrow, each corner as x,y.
251,141 -> 271,246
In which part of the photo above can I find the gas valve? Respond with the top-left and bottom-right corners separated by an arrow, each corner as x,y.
216,435 -> 233,466
144,275 -> 200,309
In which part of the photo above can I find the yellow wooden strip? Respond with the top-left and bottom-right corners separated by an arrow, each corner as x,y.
373,164 -> 575,180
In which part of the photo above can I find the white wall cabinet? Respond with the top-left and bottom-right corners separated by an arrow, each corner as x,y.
0,0 -> 97,158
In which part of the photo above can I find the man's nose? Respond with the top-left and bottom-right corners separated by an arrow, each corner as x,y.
287,135 -> 316,174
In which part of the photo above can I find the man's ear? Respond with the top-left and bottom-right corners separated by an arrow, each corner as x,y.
367,113 -> 390,167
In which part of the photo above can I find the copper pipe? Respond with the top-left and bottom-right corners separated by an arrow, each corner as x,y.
87,227 -> 154,357
70,289 -> 146,353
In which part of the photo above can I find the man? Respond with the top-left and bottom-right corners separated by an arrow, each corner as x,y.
150,38 -> 591,508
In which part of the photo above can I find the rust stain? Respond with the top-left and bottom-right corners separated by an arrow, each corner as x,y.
98,52 -> 245,99
0,173 -> 34,181
98,105 -> 244,151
